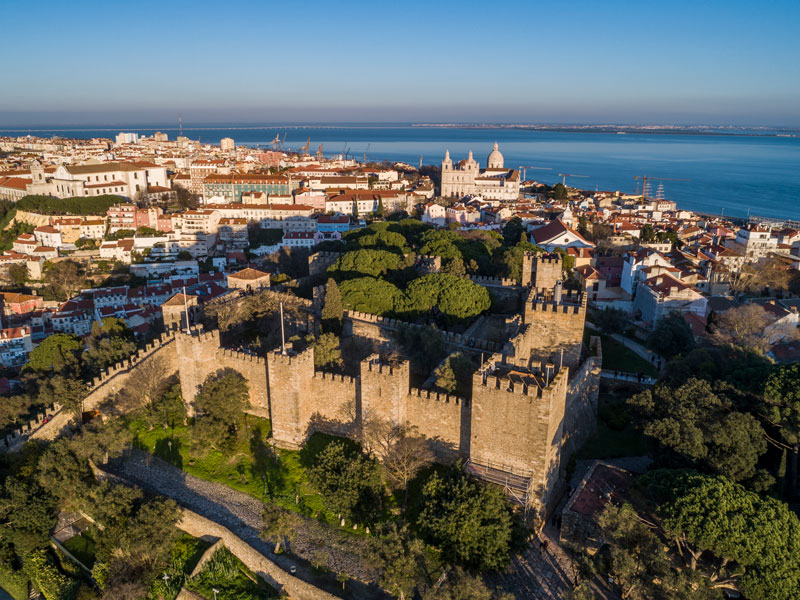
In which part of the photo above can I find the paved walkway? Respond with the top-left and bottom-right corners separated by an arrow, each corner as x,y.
104,450 -> 386,600
600,369 -> 657,385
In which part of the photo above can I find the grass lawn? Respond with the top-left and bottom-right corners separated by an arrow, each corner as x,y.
61,532 -> 96,569
584,329 -> 659,377
576,394 -> 653,460
186,546 -> 278,600
128,416 -> 338,525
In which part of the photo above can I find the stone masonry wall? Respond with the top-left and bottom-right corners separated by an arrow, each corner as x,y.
523,293 -> 587,370
217,348 -> 269,416
177,508 -> 340,600
563,337 -> 602,460
405,387 -> 466,459
469,361 -> 568,483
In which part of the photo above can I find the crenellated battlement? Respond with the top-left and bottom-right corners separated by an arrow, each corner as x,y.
313,370 -> 356,385
90,329 -> 178,389
219,348 -> 266,366
269,345 -> 314,366
469,275 -> 520,287
362,353 -> 408,377
409,387 -> 466,406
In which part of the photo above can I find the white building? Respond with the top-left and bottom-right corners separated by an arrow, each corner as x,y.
441,144 -> 520,201
0,326 -> 34,367
632,273 -> 707,328
221,137 -> 235,152
25,160 -> 167,199
727,225 -> 778,260
422,203 -> 446,227
115,132 -> 140,145
620,248 -> 674,297
529,219 -> 595,252
33,226 -> 63,249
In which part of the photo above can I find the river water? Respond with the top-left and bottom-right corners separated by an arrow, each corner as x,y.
3,124 -> 798,220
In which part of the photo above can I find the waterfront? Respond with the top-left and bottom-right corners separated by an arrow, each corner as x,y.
3,125 -> 799,220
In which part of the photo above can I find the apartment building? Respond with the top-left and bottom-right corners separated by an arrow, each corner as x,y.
202,173 -> 297,203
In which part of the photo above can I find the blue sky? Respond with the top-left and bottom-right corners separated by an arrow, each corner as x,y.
1,0 -> 798,126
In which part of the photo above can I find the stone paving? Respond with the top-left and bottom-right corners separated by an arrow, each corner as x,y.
104,450 -> 386,600
486,524 -> 576,600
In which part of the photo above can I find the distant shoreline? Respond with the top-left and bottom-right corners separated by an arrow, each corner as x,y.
0,123 -> 798,138
410,124 -> 800,137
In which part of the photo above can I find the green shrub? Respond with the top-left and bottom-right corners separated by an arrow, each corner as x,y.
23,549 -> 78,600
0,564 -> 29,600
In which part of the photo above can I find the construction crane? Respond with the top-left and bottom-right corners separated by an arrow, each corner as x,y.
558,173 -> 588,186
634,175 -> 690,201
301,137 -> 311,156
269,133 -> 280,149
316,144 -> 324,160
518,165 -> 551,181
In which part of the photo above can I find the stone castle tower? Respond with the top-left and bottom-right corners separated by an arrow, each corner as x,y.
521,252 -> 563,290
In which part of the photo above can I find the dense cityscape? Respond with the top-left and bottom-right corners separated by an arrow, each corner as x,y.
2,0 -> 800,598
0,127 -> 798,600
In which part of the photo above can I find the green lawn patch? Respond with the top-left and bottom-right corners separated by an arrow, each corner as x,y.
585,329 -> 659,377
186,546 -> 278,600
127,416 -> 335,524
61,532 -> 96,568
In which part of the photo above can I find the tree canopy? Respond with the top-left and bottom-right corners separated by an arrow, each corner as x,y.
193,371 -> 250,453
307,440 -> 383,523
16,194 -> 121,216
418,469 -> 517,572
641,469 -> 800,600
24,333 -> 81,374
628,379 -> 768,485
647,311 -> 695,358
328,248 -> 404,280
339,276 -> 404,315
403,273 -> 490,323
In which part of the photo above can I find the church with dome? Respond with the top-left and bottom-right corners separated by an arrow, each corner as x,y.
440,143 -> 520,201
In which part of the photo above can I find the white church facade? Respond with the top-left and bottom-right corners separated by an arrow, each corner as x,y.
441,143 -> 520,201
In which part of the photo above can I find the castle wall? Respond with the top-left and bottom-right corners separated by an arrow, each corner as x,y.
405,388 -> 466,459
360,356 -> 410,426
309,371 -> 358,438
175,330 -> 222,410
216,349 -> 269,416
534,255 -> 562,292
523,293 -> 586,369
562,337 -> 602,459
266,348 -> 315,449
470,367 -> 560,478
308,251 -> 341,277
84,330 -> 181,410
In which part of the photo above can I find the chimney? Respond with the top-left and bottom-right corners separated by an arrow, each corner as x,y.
554,280 -> 563,304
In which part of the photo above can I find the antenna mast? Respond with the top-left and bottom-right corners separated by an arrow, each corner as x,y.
179,114 -> 183,138
279,301 -> 287,356
182,285 -> 190,332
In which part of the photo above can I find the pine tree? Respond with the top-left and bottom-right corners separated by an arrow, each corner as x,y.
321,278 -> 343,334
